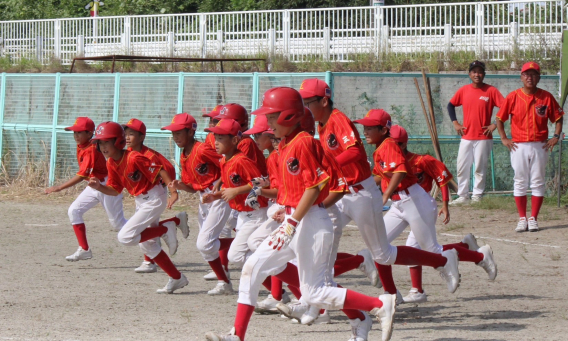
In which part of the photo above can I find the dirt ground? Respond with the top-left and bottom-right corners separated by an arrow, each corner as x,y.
0,193 -> 567,341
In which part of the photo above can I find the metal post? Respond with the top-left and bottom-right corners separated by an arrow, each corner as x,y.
268,28 -> 275,58
325,71 -> 333,101
444,24 -> 452,55
283,10 -> 290,58
380,25 -> 389,54
0,73 -> 6,165
475,3 -> 484,58
0,37 -> 4,57
112,73 -> 121,122
373,6 -> 381,57
168,32 -> 175,58
124,16 -> 131,55
510,21 -> 519,65
175,72 -> 185,178
54,19 -> 61,60
558,133 -> 565,207
217,30 -> 223,57
36,36 -> 43,62
200,14 -> 207,58
77,35 -> 85,57
48,73 -> 61,186
251,72 -> 260,111
323,27 -> 330,61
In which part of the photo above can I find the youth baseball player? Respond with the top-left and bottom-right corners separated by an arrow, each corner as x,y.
203,105 -> 223,149
448,60 -> 505,205
45,117 -> 127,262
88,121 -> 188,294
496,61 -> 564,232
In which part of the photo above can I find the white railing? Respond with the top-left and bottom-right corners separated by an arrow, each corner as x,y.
0,0 -> 565,65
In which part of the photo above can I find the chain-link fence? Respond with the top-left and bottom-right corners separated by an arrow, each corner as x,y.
0,71 -> 566,196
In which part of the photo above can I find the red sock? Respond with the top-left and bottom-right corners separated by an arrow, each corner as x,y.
443,242 -> 469,250
342,309 -> 365,320
450,246 -> 484,263
159,216 -> 180,226
234,303 -> 255,341
334,255 -> 364,277
72,223 -> 89,250
409,266 -> 423,292
531,196 -> 544,219
208,257 -> 230,283
271,277 -> 283,301
219,238 -> 233,271
336,252 -> 354,260
375,262 -> 397,294
139,225 -> 167,243
274,263 -> 300,288
514,196 -> 527,218
152,250 -> 181,279
343,289 -> 383,311
288,285 -> 302,299
395,246 -> 447,268
219,238 -> 234,250
262,276 -> 272,291
144,254 -> 155,264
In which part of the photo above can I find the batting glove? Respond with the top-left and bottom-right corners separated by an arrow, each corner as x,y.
268,217 -> 299,250
251,176 -> 270,188
245,186 -> 262,210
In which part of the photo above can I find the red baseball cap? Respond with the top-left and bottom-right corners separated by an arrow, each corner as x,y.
390,125 -> 409,144
161,113 -> 198,131
205,119 -> 242,137
65,117 -> 95,132
299,79 -> 331,99
521,61 -> 540,74
353,109 -> 392,128
243,114 -> 271,135
122,118 -> 146,135
202,105 -> 223,118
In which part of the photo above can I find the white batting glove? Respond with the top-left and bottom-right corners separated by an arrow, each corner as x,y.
245,187 -> 262,210
251,176 -> 270,188
268,218 -> 299,250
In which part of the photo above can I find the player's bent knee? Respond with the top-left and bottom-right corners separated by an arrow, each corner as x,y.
117,230 -> 139,246
68,205 -> 84,224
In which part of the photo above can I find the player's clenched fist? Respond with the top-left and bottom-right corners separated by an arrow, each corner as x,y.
88,177 -> 101,189
269,217 -> 299,250
251,176 -> 270,188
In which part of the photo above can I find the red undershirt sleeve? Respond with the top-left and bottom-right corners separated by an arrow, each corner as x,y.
335,145 -> 362,167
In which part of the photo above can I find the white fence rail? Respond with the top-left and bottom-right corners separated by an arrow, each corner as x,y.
0,0 -> 565,64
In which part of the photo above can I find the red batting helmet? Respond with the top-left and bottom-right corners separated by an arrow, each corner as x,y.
252,87 -> 304,127
92,121 -> 126,150
215,103 -> 249,128
301,107 -> 316,136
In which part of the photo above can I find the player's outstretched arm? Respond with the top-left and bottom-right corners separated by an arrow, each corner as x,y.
87,178 -> 119,196
222,185 -> 252,202
169,179 -> 195,193
201,191 -> 223,204
45,175 -> 84,194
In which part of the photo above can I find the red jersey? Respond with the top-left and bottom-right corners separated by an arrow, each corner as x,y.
406,152 -> 453,193
266,150 -> 280,190
496,88 -> 564,143
238,136 -> 268,176
318,109 -> 371,185
204,132 -> 216,150
106,150 -> 162,196
181,141 -> 222,192
76,141 -> 108,180
315,140 -> 348,194
220,152 -> 268,212
129,145 -> 176,181
277,129 -> 331,208
450,84 -> 504,140
372,137 -> 418,193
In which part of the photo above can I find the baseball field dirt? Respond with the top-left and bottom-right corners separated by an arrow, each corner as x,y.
0,193 -> 566,340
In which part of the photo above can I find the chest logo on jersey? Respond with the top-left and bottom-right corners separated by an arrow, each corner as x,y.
286,157 -> 300,175
229,173 -> 242,185
128,170 -> 142,182
479,96 -> 489,102
535,104 -> 547,117
195,163 -> 208,175
327,133 -> 339,150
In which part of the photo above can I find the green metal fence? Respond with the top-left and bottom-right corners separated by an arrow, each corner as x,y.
0,71 -> 565,195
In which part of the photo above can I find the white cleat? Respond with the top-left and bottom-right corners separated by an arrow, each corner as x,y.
301,304 -> 320,325
176,212 -> 190,239
477,245 -> 498,281
156,273 -> 188,294
528,217 -> 539,232
515,217 -> 528,232
384,290 -> 403,306
161,221 -> 178,256
135,261 -> 157,273
204,268 -> 230,281
348,311 -> 372,341
471,195 -> 482,203
276,301 -> 307,323
370,294 -> 396,341
462,233 -> 480,251
66,247 -> 92,262
402,288 -> 427,304
450,196 -> 470,206
208,281 -> 234,295
438,249 -> 460,294
205,328 -> 241,341
255,291 -> 291,314
358,249 -> 379,287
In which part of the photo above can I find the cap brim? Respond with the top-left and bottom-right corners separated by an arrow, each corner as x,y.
298,89 -> 317,99
161,123 -> 189,131
521,67 -> 540,74
65,126 -> 89,132
202,112 -> 218,118
243,126 -> 269,135
251,106 -> 280,116
353,118 -> 381,126
122,124 -> 145,134
204,126 -> 233,135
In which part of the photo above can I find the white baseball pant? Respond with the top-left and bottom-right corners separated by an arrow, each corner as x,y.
247,203 -> 283,253
384,184 -> 443,255
196,189 -> 233,261
238,205 -> 346,309
68,178 -> 127,231
116,185 -> 166,258
511,142 -> 549,197
222,209 -> 239,237
328,176 -> 398,265
227,208 -> 268,267
456,139 -> 493,197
